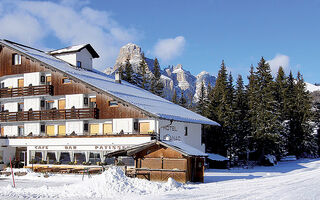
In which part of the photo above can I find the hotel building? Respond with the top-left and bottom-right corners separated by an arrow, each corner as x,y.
0,40 -> 218,169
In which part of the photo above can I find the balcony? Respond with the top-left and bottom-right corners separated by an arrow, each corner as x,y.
0,85 -> 53,98
0,108 -> 98,122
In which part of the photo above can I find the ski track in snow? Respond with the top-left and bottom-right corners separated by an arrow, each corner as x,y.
0,159 -> 320,200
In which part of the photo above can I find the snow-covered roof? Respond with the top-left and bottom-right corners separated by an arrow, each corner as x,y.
161,141 -> 207,157
207,153 -> 228,161
48,44 -> 99,58
106,140 -> 207,157
0,40 -> 218,125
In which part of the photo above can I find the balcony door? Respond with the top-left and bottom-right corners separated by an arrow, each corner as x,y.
46,125 -> 55,136
103,124 -> 112,135
18,79 -> 24,88
58,99 -> 66,110
139,122 -> 150,134
58,125 -> 66,136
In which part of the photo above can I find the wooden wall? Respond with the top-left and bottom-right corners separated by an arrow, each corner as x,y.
0,45 -> 147,120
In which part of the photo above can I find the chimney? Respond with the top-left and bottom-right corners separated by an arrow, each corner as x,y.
115,71 -> 121,84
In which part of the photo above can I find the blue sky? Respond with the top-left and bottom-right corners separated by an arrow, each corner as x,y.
0,0 -> 319,84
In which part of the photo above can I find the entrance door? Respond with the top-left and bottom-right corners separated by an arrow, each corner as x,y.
20,151 -> 27,167
18,79 -> 24,87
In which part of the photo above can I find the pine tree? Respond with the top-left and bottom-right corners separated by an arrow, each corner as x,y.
137,54 -> 149,90
205,60 -> 230,156
286,72 -> 317,157
179,91 -> 187,107
150,58 -> 164,96
196,81 -> 208,116
123,58 -> 135,84
172,89 -> 178,104
233,75 -> 250,156
251,57 -> 283,159
274,66 -> 288,121
207,60 -> 228,122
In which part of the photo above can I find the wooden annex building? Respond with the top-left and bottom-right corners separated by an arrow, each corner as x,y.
107,140 -> 207,183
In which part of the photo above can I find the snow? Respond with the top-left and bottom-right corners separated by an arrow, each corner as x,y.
1,40 -> 218,126
207,153 -> 228,161
49,44 -> 88,54
162,141 -> 208,156
306,82 -> 320,92
1,159 -> 320,199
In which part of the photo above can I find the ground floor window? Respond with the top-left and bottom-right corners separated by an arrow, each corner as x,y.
34,152 -> 42,163
47,152 -> 56,164
74,152 -> 86,165
60,152 -> 71,164
89,152 -> 101,165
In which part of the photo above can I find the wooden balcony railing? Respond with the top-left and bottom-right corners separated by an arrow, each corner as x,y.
0,85 -> 53,98
0,108 -> 98,122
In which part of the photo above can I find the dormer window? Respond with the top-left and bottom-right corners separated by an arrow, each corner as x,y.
76,61 -> 81,68
12,54 -> 21,65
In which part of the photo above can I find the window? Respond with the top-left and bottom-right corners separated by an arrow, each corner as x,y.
46,76 -> 52,85
76,61 -> 82,68
46,101 -> 54,109
40,75 -> 46,83
12,54 -> 22,65
89,153 -> 101,164
184,127 -> 188,136
109,100 -> 118,107
84,97 -> 88,106
18,103 -> 24,112
62,77 -> 72,84
1,82 -> 4,88
40,124 -> 45,133
90,98 -> 96,108
84,123 -> 89,132
18,126 -> 24,136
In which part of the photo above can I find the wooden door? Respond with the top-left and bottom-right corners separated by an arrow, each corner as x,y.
58,125 -> 66,136
18,79 -> 24,87
46,125 -> 55,136
58,99 -> 66,110
90,124 -> 99,135
139,122 -> 150,134
1,127 -> 4,136
103,124 -> 112,135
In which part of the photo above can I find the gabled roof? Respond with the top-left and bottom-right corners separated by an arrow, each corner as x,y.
48,44 -> 100,58
105,140 -> 208,157
0,39 -> 219,126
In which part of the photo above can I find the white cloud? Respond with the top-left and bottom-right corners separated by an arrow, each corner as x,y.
0,0 -> 140,69
153,36 -> 186,62
267,54 -> 290,74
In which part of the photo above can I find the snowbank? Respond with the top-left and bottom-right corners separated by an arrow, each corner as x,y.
0,167 -> 184,199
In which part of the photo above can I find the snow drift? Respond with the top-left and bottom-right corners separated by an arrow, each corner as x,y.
0,167 -> 184,199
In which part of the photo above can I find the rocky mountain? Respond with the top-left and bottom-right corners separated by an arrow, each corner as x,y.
104,43 -> 216,103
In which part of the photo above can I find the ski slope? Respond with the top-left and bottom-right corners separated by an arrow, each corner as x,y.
0,159 -> 319,200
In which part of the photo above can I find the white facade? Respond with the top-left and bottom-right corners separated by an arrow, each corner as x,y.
55,48 -> 93,70
158,119 -> 205,152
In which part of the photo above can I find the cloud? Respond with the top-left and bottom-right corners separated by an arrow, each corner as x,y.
153,36 -> 186,62
0,0 -> 140,69
267,54 -> 290,74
